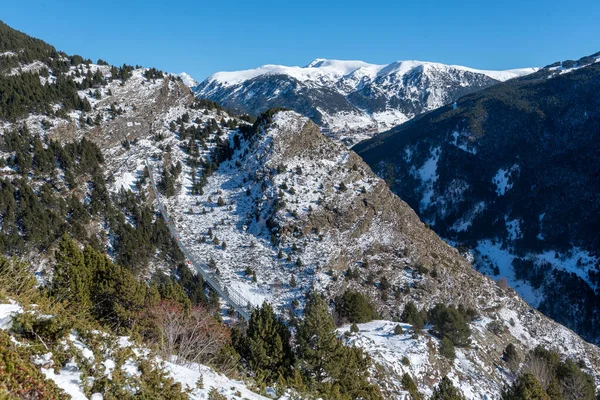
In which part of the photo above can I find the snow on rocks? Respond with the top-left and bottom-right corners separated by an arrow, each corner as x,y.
164,361 -> 272,400
0,300 -> 22,330
338,320 -> 504,399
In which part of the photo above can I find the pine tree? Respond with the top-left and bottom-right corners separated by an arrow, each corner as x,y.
241,303 -> 294,383
297,293 -> 341,383
439,337 -> 456,360
401,301 -> 425,330
431,376 -> 465,400
335,290 -> 377,323
428,304 -> 471,347
401,373 -> 423,400
502,373 -> 550,400
51,235 -> 92,311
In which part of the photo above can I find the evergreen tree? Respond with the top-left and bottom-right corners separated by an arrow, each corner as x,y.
401,301 -> 425,330
86,246 -> 147,332
401,373 -> 423,400
439,337 -> 456,360
297,293 -> 341,383
51,235 -> 92,311
240,303 -> 294,383
428,304 -> 471,347
335,290 -> 378,323
502,373 -> 550,400
431,377 -> 465,400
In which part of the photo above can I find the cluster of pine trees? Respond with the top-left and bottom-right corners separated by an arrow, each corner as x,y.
0,71 -> 92,120
144,67 -> 164,80
0,129 -> 183,275
234,295 -> 383,399
0,20 -> 57,73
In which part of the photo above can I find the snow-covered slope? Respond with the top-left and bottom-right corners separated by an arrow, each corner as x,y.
3,33 -> 597,396
0,301 -> 272,400
195,59 -> 537,145
105,105 -> 600,397
176,72 -> 199,88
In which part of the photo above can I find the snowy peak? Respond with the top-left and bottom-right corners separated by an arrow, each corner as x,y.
195,58 -> 537,145
176,72 -> 199,87
207,59 -> 535,86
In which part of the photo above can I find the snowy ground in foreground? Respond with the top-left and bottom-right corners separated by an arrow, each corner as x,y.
0,299 -> 273,400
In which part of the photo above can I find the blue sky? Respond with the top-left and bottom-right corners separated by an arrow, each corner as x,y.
3,0 -> 599,80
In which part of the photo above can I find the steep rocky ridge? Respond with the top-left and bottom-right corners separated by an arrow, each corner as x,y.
130,110 -> 600,397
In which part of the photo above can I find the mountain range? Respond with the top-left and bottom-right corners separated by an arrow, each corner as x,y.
194,58 -> 536,145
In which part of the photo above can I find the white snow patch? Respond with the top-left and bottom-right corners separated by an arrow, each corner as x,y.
0,301 -> 22,330
505,217 -> 522,241
164,361 -> 271,400
450,131 -> 477,154
415,147 -> 440,210
475,240 -> 543,307
492,165 -> 519,196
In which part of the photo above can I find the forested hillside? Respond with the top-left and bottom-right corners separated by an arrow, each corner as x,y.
355,55 -> 600,345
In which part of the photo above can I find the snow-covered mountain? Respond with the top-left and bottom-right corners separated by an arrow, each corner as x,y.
195,59 -> 537,145
176,72 -> 199,87
97,100 -> 600,397
3,49 -> 599,398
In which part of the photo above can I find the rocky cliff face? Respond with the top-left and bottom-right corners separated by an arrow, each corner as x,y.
354,53 -> 600,345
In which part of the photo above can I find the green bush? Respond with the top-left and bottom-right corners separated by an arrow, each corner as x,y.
0,331 -> 68,399
335,290 -> 378,323
208,387 -> 227,400
439,337 -> 456,360
401,373 -> 422,400
428,304 -> 471,347
502,373 -> 549,400
400,301 -> 425,330
431,376 -> 465,400
503,343 -> 519,368
502,346 -> 597,400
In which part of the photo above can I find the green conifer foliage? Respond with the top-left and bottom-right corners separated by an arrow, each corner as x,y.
431,376 -> 466,400
240,303 -> 293,384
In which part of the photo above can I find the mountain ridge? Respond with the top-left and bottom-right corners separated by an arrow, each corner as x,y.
194,58 -> 537,145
